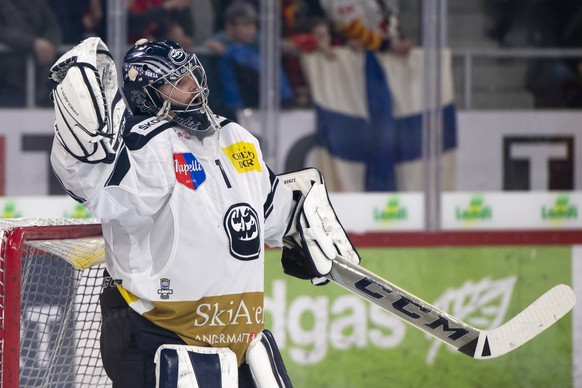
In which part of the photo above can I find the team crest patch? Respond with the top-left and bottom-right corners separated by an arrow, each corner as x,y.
173,153 -> 206,190
222,142 -> 262,173
223,203 -> 261,261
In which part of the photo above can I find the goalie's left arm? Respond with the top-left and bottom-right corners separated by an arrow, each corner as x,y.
278,168 -> 361,285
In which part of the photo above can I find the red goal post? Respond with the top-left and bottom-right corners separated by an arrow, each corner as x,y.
0,218 -> 108,388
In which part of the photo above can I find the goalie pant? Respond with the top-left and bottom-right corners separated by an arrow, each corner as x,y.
100,274 -> 292,388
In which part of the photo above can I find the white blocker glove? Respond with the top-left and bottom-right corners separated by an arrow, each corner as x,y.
279,168 -> 361,285
49,37 -> 125,163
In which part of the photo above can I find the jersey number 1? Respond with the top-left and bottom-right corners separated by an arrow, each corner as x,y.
215,159 -> 232,188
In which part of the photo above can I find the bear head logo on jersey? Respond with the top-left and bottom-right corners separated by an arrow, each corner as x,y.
223,203 -> 261,261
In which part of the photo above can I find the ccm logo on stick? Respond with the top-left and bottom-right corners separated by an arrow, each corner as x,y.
354,277 -> 469,341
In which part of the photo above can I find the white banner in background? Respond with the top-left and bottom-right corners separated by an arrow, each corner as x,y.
458,111 -> 582,191
441,191 -> 582,230
330,192 -> 424,233
0,109 -> 582,194
0,192 -> 580,231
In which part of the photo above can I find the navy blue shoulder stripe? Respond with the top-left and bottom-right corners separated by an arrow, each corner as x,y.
105,146 -> 130,187
218,117 -> 232,127
123,118 -> 173,151
122,114 -> 146,135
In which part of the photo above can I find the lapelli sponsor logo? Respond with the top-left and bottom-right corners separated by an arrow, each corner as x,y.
173,152 -> 206,189
174,157 -> 203,174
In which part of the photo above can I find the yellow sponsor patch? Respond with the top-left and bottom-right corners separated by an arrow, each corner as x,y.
222,141 -> 262,173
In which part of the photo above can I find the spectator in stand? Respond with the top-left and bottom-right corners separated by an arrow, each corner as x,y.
127,0 -> 195,51
318,0 -> 413,56
205,0 -> 293,118
0,0 -> 62,107
280,0 -> 329,107
484,0 -> 525,46
187,0 -> 217,44
83,0 -> 106,40
48,0 -> 104,44
212,0 -> 259,33
523,0 -> 582,108
282,1 -> 412,102
484,0 -> 582,108
309,17 -> 339,59
561,4 -> 582,108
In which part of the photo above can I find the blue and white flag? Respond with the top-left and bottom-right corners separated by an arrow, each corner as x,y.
301,47 -> 457,191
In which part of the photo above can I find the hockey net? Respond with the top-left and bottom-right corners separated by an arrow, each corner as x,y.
0,218 -> 110,387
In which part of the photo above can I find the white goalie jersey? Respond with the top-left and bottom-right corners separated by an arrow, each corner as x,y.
49,38 -> 295,364
51,113 -> 295,363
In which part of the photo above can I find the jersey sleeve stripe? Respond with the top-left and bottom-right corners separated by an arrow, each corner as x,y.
105,147 -> 130,187
263,167 -> 278,219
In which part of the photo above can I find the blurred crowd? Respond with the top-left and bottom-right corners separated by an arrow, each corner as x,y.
484,0 -> 582,108
1,0 -> 580,111
0,0 -> 412,115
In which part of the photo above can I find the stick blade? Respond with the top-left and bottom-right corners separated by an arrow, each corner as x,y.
472,284 -> 575,359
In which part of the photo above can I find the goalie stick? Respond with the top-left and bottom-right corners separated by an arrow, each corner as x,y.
326,256 -> 576,359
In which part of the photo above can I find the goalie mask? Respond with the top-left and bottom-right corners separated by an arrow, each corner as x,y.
122,39 -> 219,135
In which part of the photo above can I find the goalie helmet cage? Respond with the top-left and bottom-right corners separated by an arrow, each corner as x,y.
0,218 -> 110,388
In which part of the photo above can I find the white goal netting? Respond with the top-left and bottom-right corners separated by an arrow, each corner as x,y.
0,218 -> 110,388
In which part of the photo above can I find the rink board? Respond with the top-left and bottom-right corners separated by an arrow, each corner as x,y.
264,235 -> 577,388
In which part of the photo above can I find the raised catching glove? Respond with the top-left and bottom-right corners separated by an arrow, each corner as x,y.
50,37 -> 125,163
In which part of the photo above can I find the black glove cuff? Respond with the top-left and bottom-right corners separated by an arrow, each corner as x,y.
281,246 -> 315,280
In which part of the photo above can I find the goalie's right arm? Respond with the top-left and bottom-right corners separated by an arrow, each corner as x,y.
50,37 -> 126,164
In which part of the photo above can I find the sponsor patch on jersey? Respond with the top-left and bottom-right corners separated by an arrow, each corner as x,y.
223,203 -> 261,261
146,291 -> 264,364
222,142 -> 262,174
173,153 -> 206,190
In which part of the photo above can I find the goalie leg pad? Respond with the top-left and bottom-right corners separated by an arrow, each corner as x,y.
154,345 -> 238,388
246,330 -> 293,388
